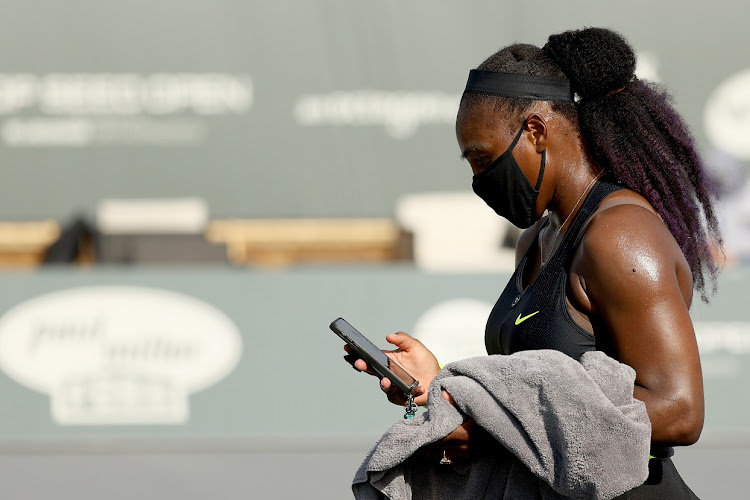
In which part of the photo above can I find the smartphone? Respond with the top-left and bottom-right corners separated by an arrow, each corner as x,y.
330,317 -> 419,396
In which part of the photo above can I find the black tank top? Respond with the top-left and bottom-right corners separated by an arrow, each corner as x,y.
485,179 -> 624,361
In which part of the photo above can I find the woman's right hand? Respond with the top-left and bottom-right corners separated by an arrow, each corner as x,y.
345,331 -> 441,407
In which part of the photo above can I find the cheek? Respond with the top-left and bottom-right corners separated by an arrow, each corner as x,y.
517,152 -> 544,188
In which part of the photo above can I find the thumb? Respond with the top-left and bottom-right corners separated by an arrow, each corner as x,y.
385,331 -> 421,351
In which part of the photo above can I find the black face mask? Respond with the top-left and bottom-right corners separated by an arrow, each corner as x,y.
471,121 -> 546,228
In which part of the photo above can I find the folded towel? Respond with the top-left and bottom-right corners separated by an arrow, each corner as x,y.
353,349 -> 651,500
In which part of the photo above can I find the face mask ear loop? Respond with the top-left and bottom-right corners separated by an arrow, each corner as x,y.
507,119 -> 527,151
534,150 -> 546,192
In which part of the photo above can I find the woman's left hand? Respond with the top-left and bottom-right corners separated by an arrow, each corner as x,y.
418,390 -> 488,463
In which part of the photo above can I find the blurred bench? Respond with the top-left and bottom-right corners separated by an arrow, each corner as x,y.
0,221 -> 61,268
0,218 -> 412,268
205,218 -> 412,267
396,192 -> 518,272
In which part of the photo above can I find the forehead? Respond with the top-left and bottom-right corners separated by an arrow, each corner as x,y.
455,100 -> 514,152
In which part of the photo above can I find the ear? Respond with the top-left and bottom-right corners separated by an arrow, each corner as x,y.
524,113 -> 548,153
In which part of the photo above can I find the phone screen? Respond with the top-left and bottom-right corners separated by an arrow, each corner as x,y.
330,317 -> 417,394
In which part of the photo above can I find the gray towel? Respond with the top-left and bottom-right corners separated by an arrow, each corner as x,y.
353,350 -> 651,500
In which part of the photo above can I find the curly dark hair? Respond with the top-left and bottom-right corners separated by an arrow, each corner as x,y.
461,27 -> 721,301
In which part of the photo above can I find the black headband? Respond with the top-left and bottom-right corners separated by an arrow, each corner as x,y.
464,70 -> 574,102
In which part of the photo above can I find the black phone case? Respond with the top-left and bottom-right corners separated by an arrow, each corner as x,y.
330,317 -> 419,395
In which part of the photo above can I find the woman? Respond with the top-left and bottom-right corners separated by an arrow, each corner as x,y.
352,27 -> 720,498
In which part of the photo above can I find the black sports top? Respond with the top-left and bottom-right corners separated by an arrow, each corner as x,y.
485,179 -> 624,361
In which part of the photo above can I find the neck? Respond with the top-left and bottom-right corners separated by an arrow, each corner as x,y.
546,161 -> 602,235
539,163 -> 601,267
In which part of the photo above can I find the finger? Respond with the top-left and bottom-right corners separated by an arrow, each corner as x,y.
418,445 -> 471,462
441,389 -> 456,406
354,359 -> 368,372
444,447 -> 471,461
343,353 -> 360,369
380,377 -> 391,391
379,379 -> 411,405
385,389 -> 407,405
421,440 -> 472,452
385,331 -> 422,351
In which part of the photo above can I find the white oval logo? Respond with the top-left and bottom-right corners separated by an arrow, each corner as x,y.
412,298 -> 492,366
0,286 -> 242,425
704,68 -> 750,160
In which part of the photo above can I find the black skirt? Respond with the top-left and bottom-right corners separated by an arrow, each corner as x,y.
613,457 -> 699,499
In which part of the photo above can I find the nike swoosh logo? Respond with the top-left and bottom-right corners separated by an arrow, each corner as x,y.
515,311 -> 540,325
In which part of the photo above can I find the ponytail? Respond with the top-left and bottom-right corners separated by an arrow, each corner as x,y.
541,27 -> 720,301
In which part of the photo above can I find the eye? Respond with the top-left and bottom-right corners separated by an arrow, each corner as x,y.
476,156 -> 491,168
471,156 -> 491,174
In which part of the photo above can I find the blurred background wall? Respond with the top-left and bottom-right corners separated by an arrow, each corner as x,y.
0,1 -> 748,499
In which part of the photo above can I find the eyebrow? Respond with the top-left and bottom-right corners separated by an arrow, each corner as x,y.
460,143 -> 491,160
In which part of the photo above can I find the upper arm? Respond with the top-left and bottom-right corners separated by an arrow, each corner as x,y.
574,205 -> 703,442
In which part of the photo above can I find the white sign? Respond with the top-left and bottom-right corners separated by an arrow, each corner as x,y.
0,73 -> 253,115
0,73 -> 253,147
294,90 -> 460,139
0,286 -> 242,425
704,68 -> 750,160
694,322 -> 750,355
635,51 -> 661,83
412,298 -> 492,366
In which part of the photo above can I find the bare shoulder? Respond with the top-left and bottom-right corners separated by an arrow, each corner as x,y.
572,191 -> 693,310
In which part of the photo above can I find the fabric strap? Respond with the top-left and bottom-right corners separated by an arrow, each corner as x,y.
464,70 -> 574,102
